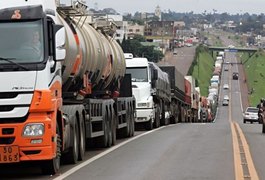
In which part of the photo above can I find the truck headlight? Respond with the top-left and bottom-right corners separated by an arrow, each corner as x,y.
23,123 -> 44,137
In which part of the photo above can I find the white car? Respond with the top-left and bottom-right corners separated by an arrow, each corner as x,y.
223,95 -> 229,101
228,45 -> 235,48
243,107 -> 259,123
224,66 -> 229,71
223,84 -> 229,89
222,99 -> 229,106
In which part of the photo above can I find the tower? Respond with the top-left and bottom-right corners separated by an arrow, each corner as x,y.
155,5 -> 162,21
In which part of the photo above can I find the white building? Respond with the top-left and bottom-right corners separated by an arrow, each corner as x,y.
97,14 -> 128,43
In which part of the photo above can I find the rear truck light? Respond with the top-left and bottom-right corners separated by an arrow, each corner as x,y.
22,123 -> 44,137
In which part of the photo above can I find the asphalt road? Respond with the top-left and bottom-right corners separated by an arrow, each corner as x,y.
59,50 -> 265,180
158,46 -> 196,76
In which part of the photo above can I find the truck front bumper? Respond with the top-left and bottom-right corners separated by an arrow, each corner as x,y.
0,113 -> 56,163
135,108 -> 154,123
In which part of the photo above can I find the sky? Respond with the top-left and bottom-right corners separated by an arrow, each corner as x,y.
84,0 -> 265,15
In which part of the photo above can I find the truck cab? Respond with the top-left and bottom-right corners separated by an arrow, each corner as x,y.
125,55 -> 156,129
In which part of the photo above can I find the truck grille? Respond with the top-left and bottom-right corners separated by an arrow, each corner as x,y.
0,114 -> 29,124
0,106 -> 14,112
0,92 -> 19,99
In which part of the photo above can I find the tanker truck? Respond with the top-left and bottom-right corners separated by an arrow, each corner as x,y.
125,54 -> 171,130
0,0 -> 135,175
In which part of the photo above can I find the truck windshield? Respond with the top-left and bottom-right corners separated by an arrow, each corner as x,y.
126,67 -> 148,82
0,20 -> 44,63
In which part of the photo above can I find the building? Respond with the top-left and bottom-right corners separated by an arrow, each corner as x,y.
127,23 -> 145,39
154,5 -> 162,21
93,14 -> 128,43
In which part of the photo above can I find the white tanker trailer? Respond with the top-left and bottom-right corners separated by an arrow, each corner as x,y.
0,0 -> 135,175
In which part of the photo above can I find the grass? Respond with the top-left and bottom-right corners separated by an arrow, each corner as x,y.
242,51 -> 265,106
209,34 -> 223,46
192,50 -> 215,96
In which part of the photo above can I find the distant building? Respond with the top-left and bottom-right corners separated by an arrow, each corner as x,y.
144,21 -> 185,51
127,23 -> 145,39
145,21 -> 185,39
154,5 -> 162,21
203,24 -> 213,30
174,21 -> 186,29
95,14 -> 128,43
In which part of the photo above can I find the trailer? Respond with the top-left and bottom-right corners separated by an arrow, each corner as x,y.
125,55 -> 171,130
0,1 -> 135,174
159,65 -> 195,123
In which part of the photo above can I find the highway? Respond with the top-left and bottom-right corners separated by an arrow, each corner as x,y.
1,42 -> 265,180
57,50 -> 265,180
58,51 -> 265,180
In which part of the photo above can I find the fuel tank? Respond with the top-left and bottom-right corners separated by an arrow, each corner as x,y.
57,15 -> 125,93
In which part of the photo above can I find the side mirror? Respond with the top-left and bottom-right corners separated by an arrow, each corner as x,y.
55,26 -> 66,61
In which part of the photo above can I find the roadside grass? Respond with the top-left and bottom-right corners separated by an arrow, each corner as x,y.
209,34 -> 223,46
192,51 -> 215,96
241,51 -> 265,106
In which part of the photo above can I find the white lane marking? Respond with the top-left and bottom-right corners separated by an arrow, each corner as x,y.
236,59 -> 243,112
53,126 -> 167,180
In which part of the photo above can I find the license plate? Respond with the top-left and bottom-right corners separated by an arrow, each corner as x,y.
0,146 -> 19,163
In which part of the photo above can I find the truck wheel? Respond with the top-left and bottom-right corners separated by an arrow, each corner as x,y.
111,113 -> 116,145
78,114 -> 86,161
154,106 -> 160,128
145,119 -> 153,130
64,119 -> 79,164
41,123 -> 61,175
107,113 -> 113,147
160,103 -> 166,126
129,110 -> 135,137
128,106 -> 135,137
95,112 -> 110,147
262,124 -> 265,133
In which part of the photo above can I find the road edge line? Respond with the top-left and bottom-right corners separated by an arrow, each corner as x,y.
53,126 -> 166,180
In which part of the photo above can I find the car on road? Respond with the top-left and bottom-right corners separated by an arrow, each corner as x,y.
243,107 -> 259,123
232,72 -> 239,80
228,45 -> 235,48
223,83 -> 229,89
223,95 -> 229,101
222,99 -> 229,106
224,66 -> 229,71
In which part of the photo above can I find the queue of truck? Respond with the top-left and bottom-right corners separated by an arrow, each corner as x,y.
0,0 -> 213,175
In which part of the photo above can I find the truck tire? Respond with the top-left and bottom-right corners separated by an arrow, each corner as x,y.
160,103 -> 166,126
96,112 -> 110,147
111,112 -> 116,145
78,113 -> 86,161
107,112 -> 113,147
64,118 -> 79,164
154,105 -> 160,128
129,106 -> 135,137
41,123 -> 61,175
262,124 -> 265,133
145,119 -> 153,130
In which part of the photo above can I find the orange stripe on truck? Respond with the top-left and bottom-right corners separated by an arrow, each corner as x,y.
30,81 -> 62,112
